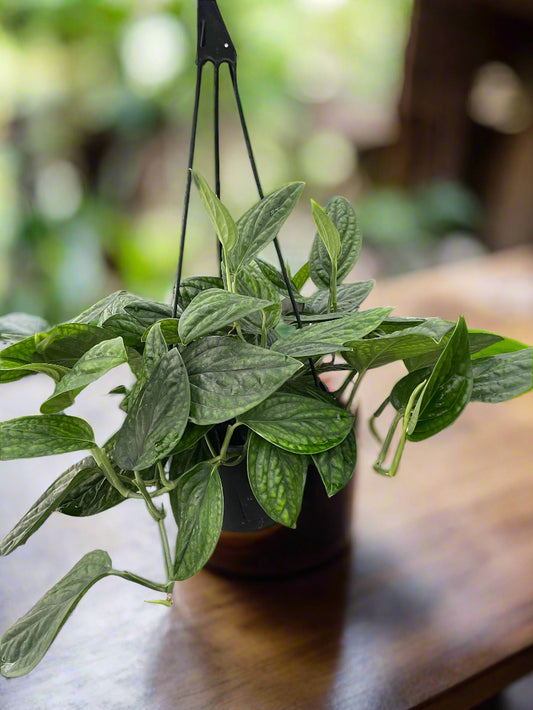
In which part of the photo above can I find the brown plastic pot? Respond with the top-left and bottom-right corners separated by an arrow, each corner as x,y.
206,448 -> 356,579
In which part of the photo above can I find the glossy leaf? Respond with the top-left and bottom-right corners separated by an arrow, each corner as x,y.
310,196 -> 361,289
41,337 -> 128,414
293,261 -> 310,291
71,291 -> 140,325
0,362 -> 69,385
247,433 -> 307,527
0,551 -> 112,678
254,258 -> 306,301
239,392 -> 354,454
0,313 -> 50,344
170,423 -> 213,455
471,334 -> 529,359
178,276 -> 224,310
172,463 -> 223,581
181,336 -> 301,425
192,172 -> 238,253
57,463 -> 125,517
0,415 -> 95,460
404,329 -> 502,372
100,313 -> 146,346
312,428 -> 357,497
233,264 -> 282,332
123,299 -> 172,330
229,182 -> 305,274
114,348 -> 190,470
0,333 -> 49,366
271,307 -> 393,358
305,281 -> 374,315
143,319 -> 180,345
36,324 -> 113,367
179,289 -> 273,343
471,348 -> 532,403
311,200 -> 341,264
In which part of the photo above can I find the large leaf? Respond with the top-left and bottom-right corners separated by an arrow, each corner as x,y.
271,307 -> 392,358
0,362 -> 69,385
233,264 -> 282,332
181,336 -> 302,425
228,182 -> 305,274
404,329 -> 502,372
143,318 -> 180,346
305,281 -> 375,315
471,349 -> 532,403
123,299 -> 172,330
312,428 -> 357,497
172,463 -> 223,581
0,550 -> 112,678
344,319 -> 453,372
114,348 -> 190,470
41,337 -> 128,414
310,196 -> 361,289
178,276 -> 224,310
0,415 -> 95,460
170,422 -> 213,455
0,332 -> 49,366
407,317 -> 473,442
70,290 -> 140,325
57,461 -> 125,517
193,172 -> 238,253
99,313 -> 146,346
239,392 -> 354,454
36,324 -> 113,367
0,313 -> 50,344
247,433 -> 307,528
178,289 -> 273,344
0,456 -> 109,556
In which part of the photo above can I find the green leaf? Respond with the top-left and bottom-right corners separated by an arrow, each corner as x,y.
0,550 -> 112,678
168,439 -> 213,524
311,200 -> 341,264
0,332 -> 49,366
0,362 -> 69,385
247,433 -> 307,527
233,264 -> 282,332
239,392 -> 354,454
0,415 -> 95,460
271,307 -> 393,358
192,172 -> 238,253
36,324 -> 113,367
178,289 -> 273,344
404,329 -> 502,371
312,428 -> 357,497
57,463 -> 125,517
41,337 -> 128,414
99,313 -> 146,346
293,261 -> 310,291
344,318 -> 453,372
178,276 -> 224,310
310,196 -> 361,289
170,423 -> 213,455
123,300 -> 172,330
172,463 -> 223,581
142,322 -> 168,377
407,317 -> 473,441
471,348 -> 532,403
305,281 -> 375,315
254,258 -> 307,301
229,182 -> 305,274
70,291 -> 140,325
181,336 -> 302,425
471,333 -> 529,359
0,313 -> 50,344
114,348 -> 190,470
142,318 -> 180,345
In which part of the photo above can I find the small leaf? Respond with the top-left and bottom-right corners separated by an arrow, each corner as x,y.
0,313 -> 50,344
192,172 -> 238,253
471,348 -> 532,403
0,550 -> 112,678
229,182 -> 305,274
312,428 -> 357,497
239,392 -> 354,454
293,261 -> 310,291
172,463 -> 223,581
181,336 -> 302,425
114,348 -> 190,470
178,289 -> 273,343
310,196 -> 361,289
41,337 -> 128,414
311,200 -> 341,263
247,433 -> 307,528
254,258 -> 306,301
0,415 -> 95,460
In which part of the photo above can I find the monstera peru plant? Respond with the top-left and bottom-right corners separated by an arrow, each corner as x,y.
0,173 -> 531,678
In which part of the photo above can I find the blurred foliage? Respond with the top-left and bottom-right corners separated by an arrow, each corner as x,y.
0,0 -> 424,322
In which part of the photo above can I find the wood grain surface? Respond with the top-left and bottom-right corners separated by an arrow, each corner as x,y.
1,247 -> 533,710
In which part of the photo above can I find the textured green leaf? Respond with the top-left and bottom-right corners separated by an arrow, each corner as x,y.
0,333 -> 49,366
100,313 -> 146,346
57,463 -> 125,517
142,318 -> 180,345
168,440 -> 213,524
247,433 -> 307,527
142,322 -> 168,377
311,200 -> 341,264
254,258 -> 307,301
404,329 -> 502,371
114,348 -> 190,470
41,337 -> 128,414
0,362 -> 69,385
239,392 -> 354,454
271,307 -> 392,358
0,551 -> 112,678
471,349 -> 532,403
0,313 -> 50,344
229,182 -> 305,274
70,291 -> 140,325
193,172 -> 238,253
390,367 -> 432,412
0,415 -> 95,460
178,276 -> 224,310
471,333 -> 529,359
407,317 -> 473,441
344,319 -> 453,372
124,299 -> 172,330
181,336 -> 302,425
170,423 -> 213,455
312,428 -> 357,497
172,463 -> 223,581
293,261 -> 310,291
233,264 -> 282,332
310,196 -> 361,289
179,289 -> 273,343
36,324 -> 113,367
305,281 -> 374,315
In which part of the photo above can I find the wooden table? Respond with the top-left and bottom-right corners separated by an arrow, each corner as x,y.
1,247 -> 533,709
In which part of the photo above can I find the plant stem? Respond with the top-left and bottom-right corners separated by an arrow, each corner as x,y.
219,422 -> 240,463
260,309 -> 267,348
334,369 -> 357,397
110,569 -> 168,594
91,446 -> 135,499
134,471 -> 163,521
204,434 -> 217,458
346,367 -> 368,410
157,461 -> 168,488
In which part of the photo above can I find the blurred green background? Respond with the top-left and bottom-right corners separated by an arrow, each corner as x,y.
0,0 -> 483,323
